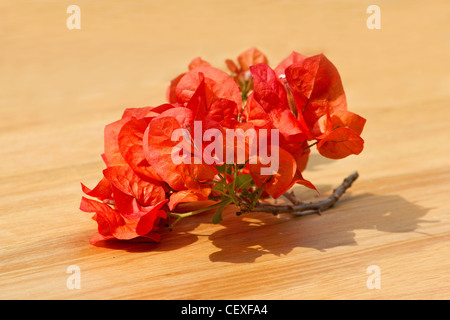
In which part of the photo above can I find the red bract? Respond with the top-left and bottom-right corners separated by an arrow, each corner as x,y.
248,147 -> 297,199
80,167 -> 167,244
281,53 -> 366,158
243,63 -> 314,198
247,52 -> 366,157
81,105 -> 173,244
166,57 -> 211,104
80,195 -> 167,244
242,52 -> 365,197
142,113 -> 217,210
80,48 -> 365,245
226,47 -> 268,82
226,48 -> 269,115
274,51 -> 307,77
144,74 -> 231,209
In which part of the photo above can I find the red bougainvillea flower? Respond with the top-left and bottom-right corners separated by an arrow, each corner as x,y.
166,57 -> 242,127
242,63 -> 315,198
143,109 -> 217,210
279,52 -> 366,158
225,47 -> 269,99
145,68 -> 242,210
81,106 -> 173,244
246,53 -> 365,155
166,57 -> 211,104
80,48 -> 365,244
80,167 -> 168,244
173,65 -> 242,127
242,52 -> 365,197
80,196 -> 167,244
226,47 -> 269,74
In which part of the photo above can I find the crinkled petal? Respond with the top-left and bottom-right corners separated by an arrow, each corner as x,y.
103,165 -> 166,207
285,54 -> 348,132
249,147 -> 297,199
274,51 -> 307,77
81,176 -> 113,202
143,116 -> 189,191
175,66 -> 241,110
118,117 -> 163,181
237,47 -> 268,71
80,197 -> 167,243
317,127 -> 364,159
168,189 -> 209,211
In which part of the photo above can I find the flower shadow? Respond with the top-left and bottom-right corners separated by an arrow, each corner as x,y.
91,206 -> 215,253
208,192 -> 434,263
90,186 -> 434,259
89,188 -> 327,254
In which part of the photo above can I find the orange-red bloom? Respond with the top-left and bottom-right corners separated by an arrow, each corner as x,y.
80,48 -> 365,244
81,106 -> 172,244
281,53 -> 366,158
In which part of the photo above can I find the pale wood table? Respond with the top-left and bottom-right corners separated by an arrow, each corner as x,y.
1,0 -> 449,299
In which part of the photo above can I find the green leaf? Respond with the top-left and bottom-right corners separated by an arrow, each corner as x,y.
215,164 -> 227,174
235,174 -> 253,189
212,203 -> 226,224
252,187 -> 264,207
211,181 -> 225,192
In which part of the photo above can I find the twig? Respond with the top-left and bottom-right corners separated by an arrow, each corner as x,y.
282,190 -> 301,205
252,171 -> 359,216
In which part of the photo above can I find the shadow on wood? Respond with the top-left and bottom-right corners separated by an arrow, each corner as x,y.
91,191 -> 432,263
208,193 -> 433,263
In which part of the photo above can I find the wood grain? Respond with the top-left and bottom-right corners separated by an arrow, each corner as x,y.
1,0 -> 449,300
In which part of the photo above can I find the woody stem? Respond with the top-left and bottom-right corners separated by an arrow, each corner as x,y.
282,191 -> 301,206
252,171 -> 359,215
302,140 -> 319,152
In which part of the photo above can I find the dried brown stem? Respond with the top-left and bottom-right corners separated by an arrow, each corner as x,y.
282,190 -> 301,206
253,171 -> 359,216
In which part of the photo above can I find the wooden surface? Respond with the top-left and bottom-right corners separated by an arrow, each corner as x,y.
1,0 -> 449,300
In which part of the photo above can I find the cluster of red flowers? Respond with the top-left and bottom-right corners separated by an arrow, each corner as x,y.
80,48 -> 365,244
